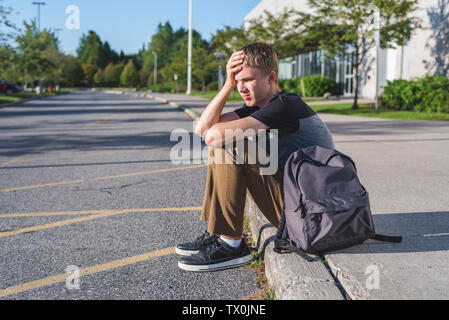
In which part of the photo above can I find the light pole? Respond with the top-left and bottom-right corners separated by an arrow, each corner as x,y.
374,8 -> 380,113
152,51 -> 158,85
33,2 -> 46,94
214,52 -> 226,90
368,4 -> 381,113
32,2 -> 46,32
186,0 -> 192,95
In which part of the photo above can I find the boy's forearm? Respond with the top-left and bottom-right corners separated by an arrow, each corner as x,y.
194,84 -> 234,137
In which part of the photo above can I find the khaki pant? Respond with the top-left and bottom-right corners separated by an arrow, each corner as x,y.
200,139 -> 284,237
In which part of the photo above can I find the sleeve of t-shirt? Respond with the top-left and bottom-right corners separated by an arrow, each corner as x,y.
249,96 -> 299,136
233,105 -> 259,119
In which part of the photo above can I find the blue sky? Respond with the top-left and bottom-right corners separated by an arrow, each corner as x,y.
4,0 -> 260,55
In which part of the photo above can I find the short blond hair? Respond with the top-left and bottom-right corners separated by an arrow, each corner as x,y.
241,42 -> 279,76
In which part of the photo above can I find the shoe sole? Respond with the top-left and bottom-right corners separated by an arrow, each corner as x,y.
178,254 -> 253,272
175,247 -> 199,256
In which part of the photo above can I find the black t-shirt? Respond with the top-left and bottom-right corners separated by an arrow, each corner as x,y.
232,91 -> 334,168
233,91 -> 316,136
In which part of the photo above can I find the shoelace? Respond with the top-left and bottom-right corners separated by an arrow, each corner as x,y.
196,231 -> 217,244
200,237 -> 224,258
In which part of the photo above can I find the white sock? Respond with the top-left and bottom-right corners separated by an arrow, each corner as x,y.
220,236 -> 242,248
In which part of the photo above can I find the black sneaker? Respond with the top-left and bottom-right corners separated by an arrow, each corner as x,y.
178,238 -> 253,272
175,231 -> 218,256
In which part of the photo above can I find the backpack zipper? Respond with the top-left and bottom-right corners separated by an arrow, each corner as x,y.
299,202 -> 307,218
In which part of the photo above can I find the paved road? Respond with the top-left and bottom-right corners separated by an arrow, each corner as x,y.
0,90 -> 260,299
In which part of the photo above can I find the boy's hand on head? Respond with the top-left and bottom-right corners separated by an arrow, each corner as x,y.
225,50 -> 244,89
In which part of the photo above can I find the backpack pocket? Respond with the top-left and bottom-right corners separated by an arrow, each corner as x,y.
304,212 -> 322,251
309,206 -> 376,253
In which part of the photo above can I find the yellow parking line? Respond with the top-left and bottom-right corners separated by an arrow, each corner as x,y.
0,206 -> 202,237
0,164 -> 208,192
0,246 -> 176,298
0,206 -> 199,218
19,149 -> 150,163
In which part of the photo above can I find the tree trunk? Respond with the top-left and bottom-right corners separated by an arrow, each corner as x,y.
202,77 -> 206,92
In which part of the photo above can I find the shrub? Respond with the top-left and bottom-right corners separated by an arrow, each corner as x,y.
120,60 -> 140,88
93,69 -> 104,87
149,84 -> 162,92
278,79 -> 288,91
207,81 -> 218,91
380,80 -> 409,110
149,81 -> 179,93
280,75 -> 338,97
380,76 -> 449,113
103,63 -> 121,87
417,76 -> 449,113
300,75 -> 338,97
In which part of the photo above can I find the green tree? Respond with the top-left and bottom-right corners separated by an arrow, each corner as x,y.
15,20 -> 57,85
59,55 -> 83,86
210,26 -> 248,57
211,9 -> 306,58
103,63 -> 116,86
139,68 -> 150,88
77,31 -> 118,69
82,64 -> 97,86
192,46 -> 218,92
77,31 -> 102,67
93,68 -> 104,86
0,45 -> 16,81
103,63 -> 121,87
120,59 -> 140,87
245,9 -> 305,58
142,22 -> 175,72
299,0 -> 422,109
163,29 -> 210,90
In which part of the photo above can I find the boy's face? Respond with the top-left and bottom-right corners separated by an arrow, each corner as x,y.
235,65 -> 273,107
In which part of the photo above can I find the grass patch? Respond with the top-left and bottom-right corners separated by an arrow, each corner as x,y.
242,211 -> 276,300
0,95 -> 21,104
312,103 -> 449,121
189,90 -> 244,103
263,288 -> 276,300
0,89 -> 73,105
190,90 -> 327,104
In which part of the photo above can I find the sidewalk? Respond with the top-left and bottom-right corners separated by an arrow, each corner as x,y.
110,90 -> 449,300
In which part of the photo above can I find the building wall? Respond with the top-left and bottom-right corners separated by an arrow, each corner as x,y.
244,0 -> 311,28
245,0 -> 448,99
360,0 -> 444,99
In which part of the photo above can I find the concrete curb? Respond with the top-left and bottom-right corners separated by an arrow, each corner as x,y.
245,197 -> 345,300
105,90 -> 347,300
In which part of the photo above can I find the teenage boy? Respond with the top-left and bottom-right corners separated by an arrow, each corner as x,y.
176,42 -> 335,272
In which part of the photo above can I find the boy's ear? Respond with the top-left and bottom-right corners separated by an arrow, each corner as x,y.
268,70 -> 277,85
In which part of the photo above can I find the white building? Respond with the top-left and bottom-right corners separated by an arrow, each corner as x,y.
244,0 -> 448,98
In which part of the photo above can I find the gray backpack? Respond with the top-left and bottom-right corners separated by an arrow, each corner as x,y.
274,146 -> 402,261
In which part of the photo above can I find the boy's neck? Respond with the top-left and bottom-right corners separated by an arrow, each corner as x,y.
258,85 -> 281,108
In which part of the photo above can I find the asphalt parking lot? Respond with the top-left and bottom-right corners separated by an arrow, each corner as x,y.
0,90 -> 261,300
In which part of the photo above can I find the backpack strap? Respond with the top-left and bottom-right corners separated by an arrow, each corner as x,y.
273,241 -> 316,262
372,234 -> 403,243
274,210 -> 316,262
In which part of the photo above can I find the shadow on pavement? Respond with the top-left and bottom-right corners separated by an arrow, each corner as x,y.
327,120 -> 449,137
327,211 -> 449,255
